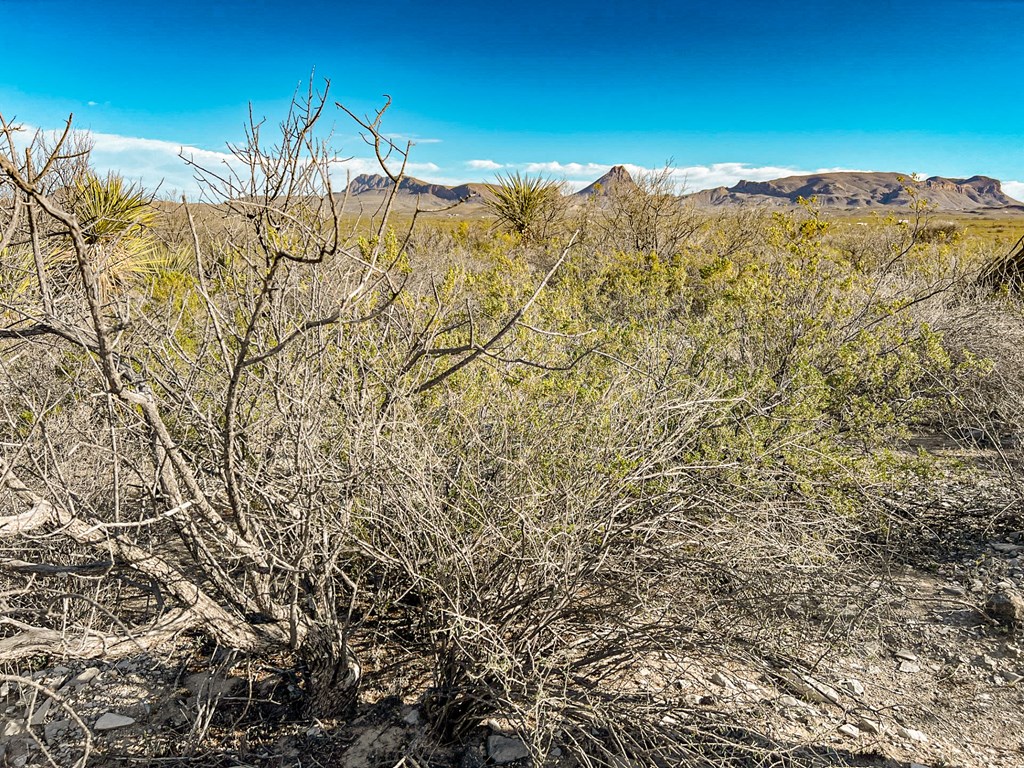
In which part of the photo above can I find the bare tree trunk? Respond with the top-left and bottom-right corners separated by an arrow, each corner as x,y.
300,625 -> 361,718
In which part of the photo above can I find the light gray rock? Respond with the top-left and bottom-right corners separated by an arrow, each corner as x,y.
778,669 -> 841,706
857,717 -> 882,735
896,725 -> 928,743
894,649 -> 918,662
62,667 -> 100,691
977,654 -> 998,670
838,678 -> 864,695
28,698 -> 51,726
899,661 -> 921,674
487,734 -> 530,764
1,719 -> 27,739
991,542 -> 1022,554
94,712 -> 135,731
837,723 -> 860,738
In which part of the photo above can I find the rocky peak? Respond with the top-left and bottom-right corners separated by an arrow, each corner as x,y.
576,165 -> 637,197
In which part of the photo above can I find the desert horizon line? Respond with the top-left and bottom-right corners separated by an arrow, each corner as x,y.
14,121 -> 1024,202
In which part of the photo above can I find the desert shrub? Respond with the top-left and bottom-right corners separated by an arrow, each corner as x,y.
594,164 -> 708,257
1,93 -> 1015,766
484,171 -> 566,241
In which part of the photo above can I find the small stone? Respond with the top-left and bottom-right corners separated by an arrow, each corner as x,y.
94,712 -> 135,731
710,672 -> 731,688
896,725 -> 928,743
838,723 -> 861,738
550,747 -> 562,757
44,719 -> 71,745
857,717 -> 882,735
894,649 -> 918,662
402,707 -> 422,725
1,719 -> 26,738
28,698 -> 52,726
942,584 -> 967,596
778,669 -> 841,705
992,542 -> 1022,554
62,667 -> 100,690
487,734 -> 530,765
778,695 -> 800,707
987,588 -> 1024,628
1003,671 -> 1023,684
977,654 -> 999,670
838,678 -> 864,695
899,661 -> 921,674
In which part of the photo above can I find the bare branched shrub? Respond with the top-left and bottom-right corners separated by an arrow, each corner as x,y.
1,85 -> 1017,767
596,164 -> 707,257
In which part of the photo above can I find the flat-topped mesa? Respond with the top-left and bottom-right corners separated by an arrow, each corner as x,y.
687,171 -> 1023,210
345,173 -> 483,202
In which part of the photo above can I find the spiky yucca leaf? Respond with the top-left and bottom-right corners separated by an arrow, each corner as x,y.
53,172 -> 166,294
485,171 -> 564,239
73,172 -> 155,245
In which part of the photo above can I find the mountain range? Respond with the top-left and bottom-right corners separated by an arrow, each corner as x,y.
687,171 -> 1022,211
342,167 -> 1024,213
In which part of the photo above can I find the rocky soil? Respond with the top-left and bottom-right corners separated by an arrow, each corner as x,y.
1,455 -> 1022,768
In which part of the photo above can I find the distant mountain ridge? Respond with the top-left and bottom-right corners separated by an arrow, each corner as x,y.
343,169 -> 1024,213
686,172 -> 1022,211
345,173 -> 488,203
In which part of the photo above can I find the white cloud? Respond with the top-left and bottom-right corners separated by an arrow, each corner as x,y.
466,159 -> 503,171
511,161 -> 876,192
1003,180 -> 1024,201
523,161 -> 610,178
87,101 -> 98,107
14,124 -> 444,198
83,131 -> 244,197
388,134 -> 442,145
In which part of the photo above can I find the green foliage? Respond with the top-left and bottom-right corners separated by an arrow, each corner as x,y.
73,172 -> 155,244
484,171 -> 564,240
48,172 -> 174,295
9,158 -> 1010,749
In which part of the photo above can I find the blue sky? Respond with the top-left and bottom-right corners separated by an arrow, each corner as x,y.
3,0 -> 1024,196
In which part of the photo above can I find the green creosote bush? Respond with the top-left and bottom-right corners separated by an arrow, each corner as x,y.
2,95 -> 1018,765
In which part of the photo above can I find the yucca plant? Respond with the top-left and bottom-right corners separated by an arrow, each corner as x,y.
484,171 -> 565,240
52,172 -> 167,297
74,172 -> 155,244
